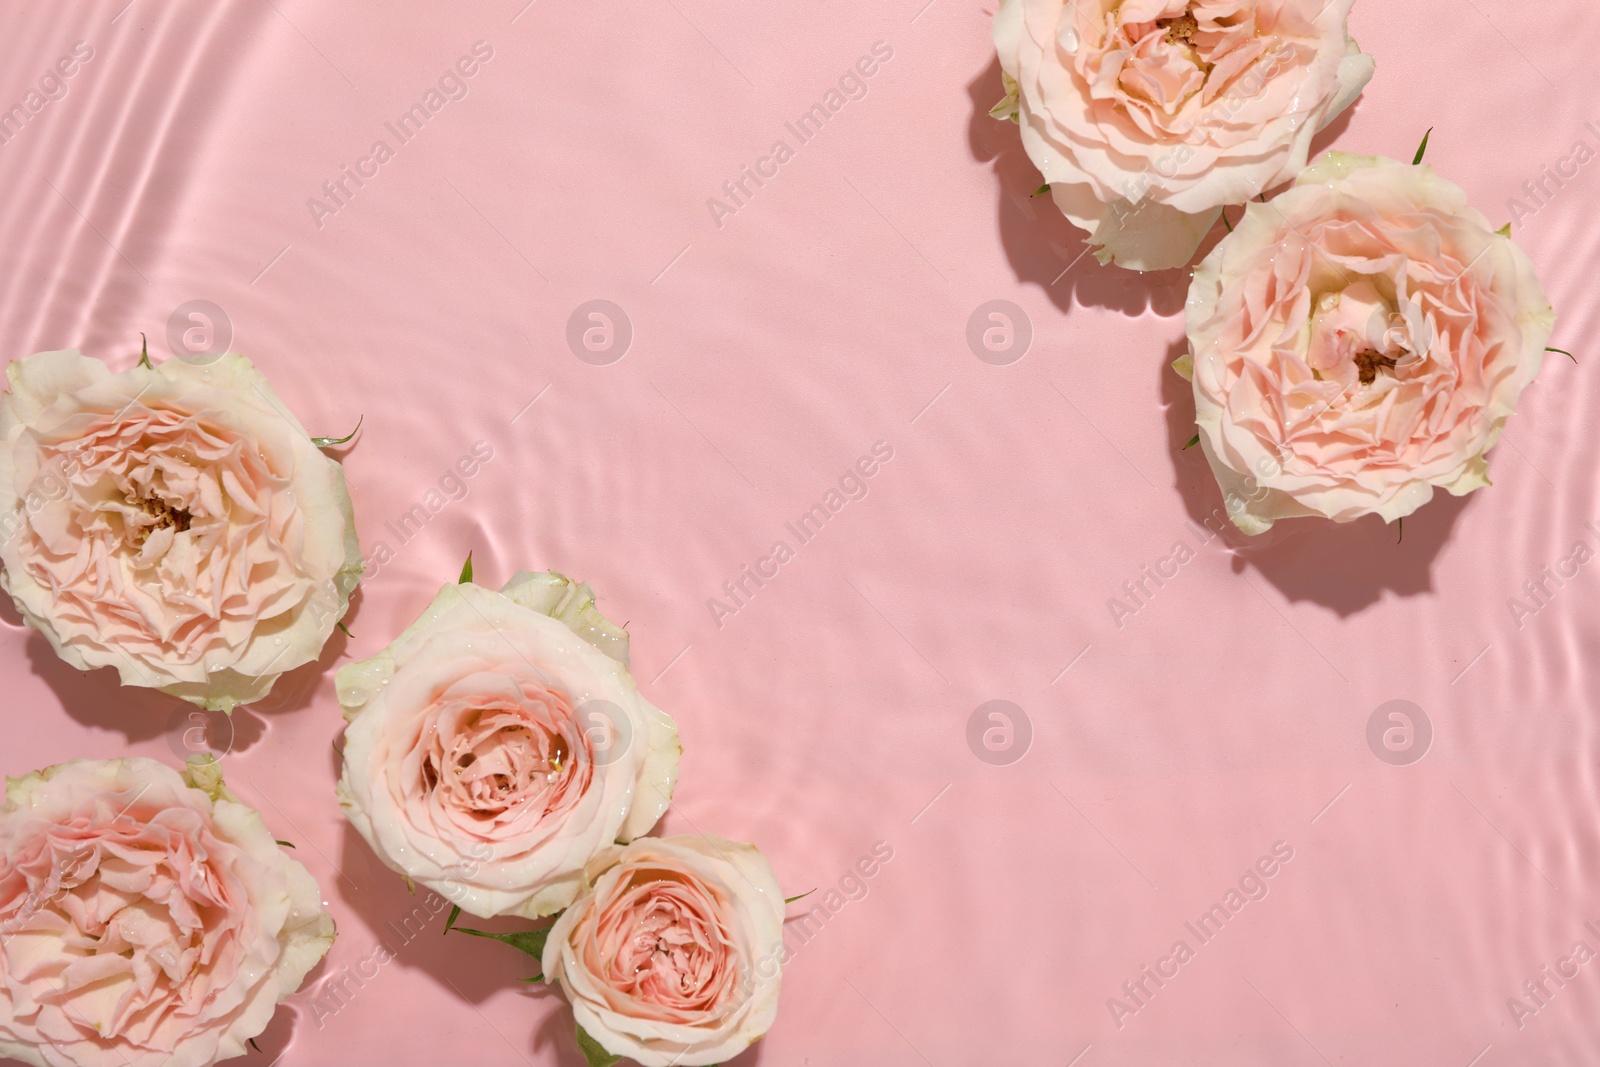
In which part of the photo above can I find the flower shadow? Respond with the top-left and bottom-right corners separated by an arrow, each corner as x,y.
5,585 -> 360,754
235,585 -> 363,725
329,821 -> 547,1002
965,55 -> 1191,320
17,629 -> 192,745
966,49 -> 1370,323
532,1009 -> 766,1067
1158,336 -> 1470,616
250,1002 -> 298,1063
327,819 -> 768,1067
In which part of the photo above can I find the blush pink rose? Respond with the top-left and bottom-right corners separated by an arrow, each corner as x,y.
0,757 -> 334,1067
1182,153 -> 1556,532
0,349 -> 362,711
336,572 -> 680,920
992,0 -> 1374,269
542,836 -> 784,1067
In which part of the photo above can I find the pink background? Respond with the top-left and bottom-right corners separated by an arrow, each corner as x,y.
3,0 -> 1600,1064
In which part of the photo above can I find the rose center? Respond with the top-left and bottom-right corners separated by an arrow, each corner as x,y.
131,494 -> 193,546
1353,349 -> 1398,386
426,706 -> 589,820
1158,12 -> 1198,46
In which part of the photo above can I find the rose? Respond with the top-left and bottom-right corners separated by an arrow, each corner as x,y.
992,0 -> 1374,270
542,836 -> 784,1067
336,571 -> 681,919
0,349 -> 362,710
0,756 -> 334,1067
1179,153 -> 1555,532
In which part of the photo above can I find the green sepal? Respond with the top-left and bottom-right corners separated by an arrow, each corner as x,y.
1412,127 -> 1432,166
137,333 -> 153,369
447,922 -> 552,978
459,553 -> 473,584
1183,433 -> 1200,450
312,415 -> 363,448
575,1025 -> 622,1067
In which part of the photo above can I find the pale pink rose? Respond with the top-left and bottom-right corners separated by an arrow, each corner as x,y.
992,0 -> 1374,269
0,757 -> 334,1067
1181,153 -> 1555,532
0,349 -> 362,711
336,572 -> 680,920
542,836 -> 784,1067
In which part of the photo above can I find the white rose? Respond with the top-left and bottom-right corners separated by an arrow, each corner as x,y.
336,571 -> 681,919
1184,154 -> 1554,531
993,0 -> 1375,269
543,835 -> 785,1067
0,756 -> 334,1067
0,348 -> 362,710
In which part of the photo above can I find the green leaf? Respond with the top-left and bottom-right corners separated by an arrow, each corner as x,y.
575,1025 -> 622,1067
458,553 -> 473,585
1183,433 -> 1200,450
311,415 -> 363,448
1412,127 -> 1433,166
336,621 -> 353,638
137,333 -> 153,369
444,905 -> 461,934
1548,346 -> 1577,363
276,840 -> 295,849
449,924 -> 551,966
1496,223 -> 1512,237
784,889 -> 816,904
1032,184 -> 1050,196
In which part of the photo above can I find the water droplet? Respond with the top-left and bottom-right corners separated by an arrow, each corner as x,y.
1058,25 -> 1079,54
